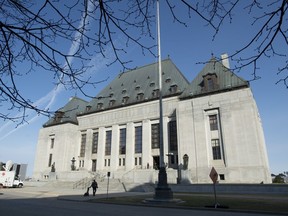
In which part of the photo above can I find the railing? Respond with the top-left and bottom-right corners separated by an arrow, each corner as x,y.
72,177 -> 90,189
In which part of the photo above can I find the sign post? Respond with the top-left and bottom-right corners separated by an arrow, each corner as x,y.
106,172 -> 110,199
209,167 -> 219,208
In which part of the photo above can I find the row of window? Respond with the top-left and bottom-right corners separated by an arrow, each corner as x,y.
48,114 -> 222,168
79,121 -> 178,158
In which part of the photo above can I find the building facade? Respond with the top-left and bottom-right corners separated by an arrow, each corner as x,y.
33,58 -> 271,184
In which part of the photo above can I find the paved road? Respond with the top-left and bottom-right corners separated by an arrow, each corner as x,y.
0,187 -> 281,216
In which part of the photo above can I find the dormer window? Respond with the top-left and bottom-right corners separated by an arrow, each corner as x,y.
109,99 -> 115,107
169,84 -> 178,94
122,96 -> 129,104
122,89 -> 127,94
135,85 -> 140,91
201,73 -> 219,92
54,111 -> 64,122
86,105 -> 92,112
150,82 -> 155,87
136,93 -> 144,101
97,103 -> 103,109
165,77 -> 171,83
152,89 -> 159,97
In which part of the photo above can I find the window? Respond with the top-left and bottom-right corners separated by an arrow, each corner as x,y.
209,115 -> 218,131
152,89 -> 159,97
219,174 -> 225,180
50,138 -> 54,149
53,111 -> 64,123
135,85 -> 140,90
151,123 -> 160,149
201,73 -> 219,92
135,126 -> 142,153
119,128 -> 126,155
211,139 -> 221,160
80,134 -> 86,157
97,103 -> 103,109
92,132 -> 98,154
105,130 -> 112,156
48,154 -> 53,167
135,157 -> 138,165
136,93 -> 144,101
109,100 -> 115,107
169,121 -> 178,151
207,78 -> 214,91
86,105 -> 91,111
169,84 -> 178,93
122,96 -> 129,104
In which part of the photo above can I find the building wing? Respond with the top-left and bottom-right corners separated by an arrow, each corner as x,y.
180,57 -> 249,99
43,97 -> 88,127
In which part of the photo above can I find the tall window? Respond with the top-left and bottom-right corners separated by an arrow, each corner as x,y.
92,132 -> 99,154
48,154 -> 53,167
50,138 -> 54,149
151,123 -> 160,149
209,115 -> 218,131
80,134 -> 86,157
169,121 -> 178,151
135,126 -> 142,153
105,130 -> 112,155
211,139 -> 221,160
119,128 -> 126,155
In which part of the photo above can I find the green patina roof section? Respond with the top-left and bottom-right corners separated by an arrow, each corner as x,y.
180,57 -> 249,98
85,59 -> 190,113
43,57 -> 250,126
43,97 -> 88,127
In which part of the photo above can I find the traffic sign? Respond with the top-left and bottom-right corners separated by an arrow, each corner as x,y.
209,167 -> 218,184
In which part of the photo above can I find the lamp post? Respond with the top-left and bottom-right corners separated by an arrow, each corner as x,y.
154,0 -> 173,200
71,157 -> 76,171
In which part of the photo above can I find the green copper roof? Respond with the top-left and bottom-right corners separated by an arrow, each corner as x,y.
180,57 -> 249,99
43,97 -> 88,127
43,57 -> 250,126
84,59 -> 190,114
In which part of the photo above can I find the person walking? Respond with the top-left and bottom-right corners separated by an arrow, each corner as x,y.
91,180 -> 98,196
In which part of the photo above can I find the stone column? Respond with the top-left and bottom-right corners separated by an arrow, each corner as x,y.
125,122 -> 134,170
111,124 -> 119,171
97,127 -> 105,170
142,119 -> 151,169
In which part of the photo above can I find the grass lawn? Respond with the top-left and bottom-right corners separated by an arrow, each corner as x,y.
89,193 -> 288,214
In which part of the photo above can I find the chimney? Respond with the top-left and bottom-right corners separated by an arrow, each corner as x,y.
221,53 -> 230,69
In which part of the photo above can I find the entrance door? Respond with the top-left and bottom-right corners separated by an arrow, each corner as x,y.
92,160 -> 97,172
153,156 -> 160,170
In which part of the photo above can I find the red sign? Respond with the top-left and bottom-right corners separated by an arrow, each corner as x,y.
209,167 -> 218,184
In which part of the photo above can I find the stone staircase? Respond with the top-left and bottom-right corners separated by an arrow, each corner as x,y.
72,177 -> 126,193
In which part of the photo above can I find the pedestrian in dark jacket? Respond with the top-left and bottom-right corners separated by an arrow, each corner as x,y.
91,180 -> 98,196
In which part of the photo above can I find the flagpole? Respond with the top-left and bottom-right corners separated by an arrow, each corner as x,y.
154,0 -> 173,200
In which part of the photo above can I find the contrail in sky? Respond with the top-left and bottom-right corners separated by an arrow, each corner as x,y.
0,1 -> 103,140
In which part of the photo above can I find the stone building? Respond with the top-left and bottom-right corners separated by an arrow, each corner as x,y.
33,57 -> 271,184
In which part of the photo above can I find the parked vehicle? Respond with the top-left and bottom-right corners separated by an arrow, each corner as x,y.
0,160 -> 24,188
0,170 -> 24,188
